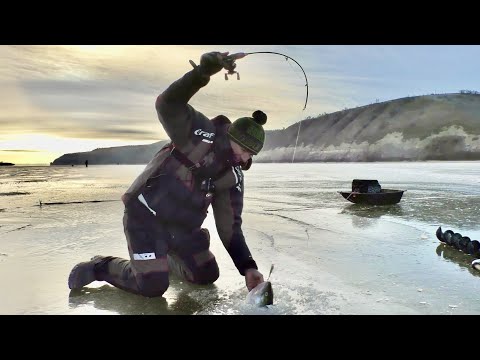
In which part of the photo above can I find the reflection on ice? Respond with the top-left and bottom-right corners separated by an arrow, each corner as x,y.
3,162 -> 480,314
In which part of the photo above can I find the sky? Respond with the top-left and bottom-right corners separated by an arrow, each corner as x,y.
1,45 -> 479,164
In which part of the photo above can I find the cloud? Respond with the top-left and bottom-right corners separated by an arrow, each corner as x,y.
0,113 -> 162,141
0,149 -> 41,152
2,45 -> 323,140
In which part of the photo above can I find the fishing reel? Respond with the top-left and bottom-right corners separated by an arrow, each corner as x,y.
225,71 -> 240,80
223,53 -> 245,80
188,52 -> 245,81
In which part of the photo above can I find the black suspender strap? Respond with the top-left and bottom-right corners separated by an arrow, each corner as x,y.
169,146 -> 204,171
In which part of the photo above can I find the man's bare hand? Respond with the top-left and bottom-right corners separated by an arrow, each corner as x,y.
245,268 -> 264,291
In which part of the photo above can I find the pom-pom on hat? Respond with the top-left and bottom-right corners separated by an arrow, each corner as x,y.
227,110 -> 267,155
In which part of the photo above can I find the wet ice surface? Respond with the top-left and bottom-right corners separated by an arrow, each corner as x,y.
2,162 -> 480,314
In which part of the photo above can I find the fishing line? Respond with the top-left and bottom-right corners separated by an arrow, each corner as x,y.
239,51 -> 308,163
292,119 -> 302,163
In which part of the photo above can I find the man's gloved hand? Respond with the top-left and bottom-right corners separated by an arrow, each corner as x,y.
245,268 -> 264,291
198,51 -> 230,77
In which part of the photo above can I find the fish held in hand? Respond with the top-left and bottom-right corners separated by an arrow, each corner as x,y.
246,281 -> 274,307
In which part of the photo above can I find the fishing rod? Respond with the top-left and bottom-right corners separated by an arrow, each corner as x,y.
223,51 -> 309,163
222,51 -> 309,111
190,50 -> 310,162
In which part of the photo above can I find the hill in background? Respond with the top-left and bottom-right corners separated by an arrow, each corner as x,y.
51,93 -> 480,165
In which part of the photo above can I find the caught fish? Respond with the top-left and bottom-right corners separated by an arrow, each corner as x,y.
246,281 -> 273,307
246,264 -> 274,307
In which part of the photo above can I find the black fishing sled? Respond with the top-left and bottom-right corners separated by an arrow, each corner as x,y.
338,179 -> 405,205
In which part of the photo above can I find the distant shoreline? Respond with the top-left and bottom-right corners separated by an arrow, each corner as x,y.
7,159 -> 480,167
0,162 -> 14,166
46,159 -> 480,166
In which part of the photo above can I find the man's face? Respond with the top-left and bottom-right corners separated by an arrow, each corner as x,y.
229,139 -> 254,164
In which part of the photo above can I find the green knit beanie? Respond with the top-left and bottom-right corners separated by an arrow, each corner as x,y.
227,110 -> 267,155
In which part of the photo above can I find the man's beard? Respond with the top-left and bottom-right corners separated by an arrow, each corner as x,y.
232,154 -> 244,166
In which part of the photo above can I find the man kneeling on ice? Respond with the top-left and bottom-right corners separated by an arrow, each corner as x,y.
68,51 -> 267,297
